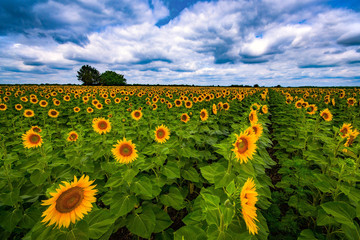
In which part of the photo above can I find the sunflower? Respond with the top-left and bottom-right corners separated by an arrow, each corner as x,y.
232,131 -> 257,164
31,126 -> 42,133
181,113 -> 190,123
48,109 -> 59,118
112,138 -> 138,164
200,109 -> 209,121
261,105 -> 268,114
339,123 -> 352,138
73,107 -> 80,113
131,110 -> 143,121
240,178 -> 259,235
347,97 -> 356,106
41,175 -> 97,228
152,104 -> 157,110
185,101 -> 193,109
154,125 -> 170,144
250,103 -> 261,111
344,129 -> 359,147
175,99 -> 182,107
223,103 -> 230,111
24,109 -> 35,118
320,108 -> 332,121
15,104 -> 23,111
67,131 -> 79,142
22,130 -> 43,148
0,103 -> 7,111
307,104 -> 317,115
212,104 -> 217,115
87,107 -> 93,113
93,118 -> 111,134
39,100 -> 48,107
295,100 -> 303,108
251,123 -> 263,140
53,100 -> 61,106
249,110 -> 258,124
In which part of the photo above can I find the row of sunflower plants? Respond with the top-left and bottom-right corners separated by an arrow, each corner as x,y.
266,88 -> 360,240
0,85 -> 273,239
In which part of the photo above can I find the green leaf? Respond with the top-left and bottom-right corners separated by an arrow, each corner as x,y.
110,193 -> 137,218
201,192 -> 220,210
160,187 -> 185,210
342,222 -> 360,240
182,210 -> 204,225
225,181 -> 235,195
182,167 -> 200,182
200,163 -> 225,184
131,176 -> 154,199
30,169 -> 49,186
126,206 -> 156,239
207,224 -> 233,240
321,201 -> 356,228
214,171 -> 235,189
65,221 -> 89,240
0,208 -> 22,232
298,229 -> 317,240
104,172 -> 123,188
86,209 -> 115,239
174,225 -> 207,240
162,161 -> 180,179
153,206 -> 173,233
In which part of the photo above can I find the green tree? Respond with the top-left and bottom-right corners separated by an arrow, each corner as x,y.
100,71 -> 127,86
77,65 -> 101,85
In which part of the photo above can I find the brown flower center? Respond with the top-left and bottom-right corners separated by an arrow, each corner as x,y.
249,114 -> 253,121
56,187 -> 84,213
322,113 -> 329,119
0,105 -> 5,109
51,111 -> 57,116
33,127 -> 41,133
200,111 -> 206,118
98,121 -> 108,130
120,144 -> 133,156
134,112 -> 140,118
181,115 -> 187,121
157,129 -> 165,139
236,138 -> 248,154
70,133 -> 77,140
26,111 -> 32,115
29,134 -> 40,144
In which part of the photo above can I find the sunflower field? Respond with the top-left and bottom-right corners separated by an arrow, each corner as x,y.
0,85 -> 359,240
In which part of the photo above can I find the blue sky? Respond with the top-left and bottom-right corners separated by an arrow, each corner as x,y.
0,0 -> 360,86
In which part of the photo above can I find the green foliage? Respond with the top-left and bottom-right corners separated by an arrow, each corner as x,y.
77,65 -> 101,85
100,71 -> 127,86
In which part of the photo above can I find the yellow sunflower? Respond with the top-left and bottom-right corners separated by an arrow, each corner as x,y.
251,123 -> 263,140
181,113 -> 190,123
154,125 -> 170,144
347,97 -> 356,106
39,100 -> 48,107
131,110 -> 143,121
0,103 -> 7,111
212,104 -> 217,115
232,131 -> 257,164
73,107 -> 80,113
295,100 -> 303,109
41,175 -> 97,228
307,104 -> 317,115
240,178 -> 259,235
340,123 -> 352,138
345,129 -> 359,147
200,109 -> 209,121
223,103 -> 230,111
320,108 -> 332,121
261,105 -> 268,114
48,109 -> 59,118
87,107 -> 93,113
249,110 -> 258,124
24,109 -> 35,118
93,118 -> 111,135
67,131 -> 79,142
184,100 -> 193,109
22,130 -> 43,149
15,104 -> 23,111
112,138 -> 138,164
31,126 -> 42,133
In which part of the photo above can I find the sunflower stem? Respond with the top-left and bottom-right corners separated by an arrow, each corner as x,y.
227,152 -> 233,174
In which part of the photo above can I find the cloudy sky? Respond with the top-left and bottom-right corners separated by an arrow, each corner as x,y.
1,0 -> 360,86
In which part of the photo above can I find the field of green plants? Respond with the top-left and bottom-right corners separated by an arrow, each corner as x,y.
0,85 -> 359,240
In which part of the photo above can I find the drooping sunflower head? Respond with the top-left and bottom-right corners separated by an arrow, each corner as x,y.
212,104 -> 217,115
251,123 -> 263,140
22,130 -> 43,149
200,109 -> 209,121
131,110 -> 143,120
48,109 -> 59,118
261,105 -> 268,114
181,113 -> 190,123
249,110 -> 258,124
154,125 -> 170,144
344,129 -> 359,147
93,118 -> 111,134
307,104 -> 317,115
67,131 -> 79,142
24,109 -> 35,118
41,175 -> 97,228
340,123 -> 352,138
240,177 -> 259,235
232,132 -> 257,164
320,108 -> 333,121
112,138 -> 138,164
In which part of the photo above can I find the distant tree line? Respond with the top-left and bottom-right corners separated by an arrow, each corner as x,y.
77,65 -> 127,86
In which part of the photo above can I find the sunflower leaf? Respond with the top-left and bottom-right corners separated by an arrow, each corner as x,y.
126,206 -> 156,239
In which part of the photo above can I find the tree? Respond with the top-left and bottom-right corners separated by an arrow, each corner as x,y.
77,65 -> 101,85
100,71 -> 127,86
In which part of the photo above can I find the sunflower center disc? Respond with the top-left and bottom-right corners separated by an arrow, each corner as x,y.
56,187 -> 84,213
237,139 -> 248,154
201,112 -> 205,118
26,111 -> 32,115
135,112 -> 140,117
120,144 -> 132,156
30,134 -> 40,143
157,130 -> 165,138
98,121 -> 107,129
